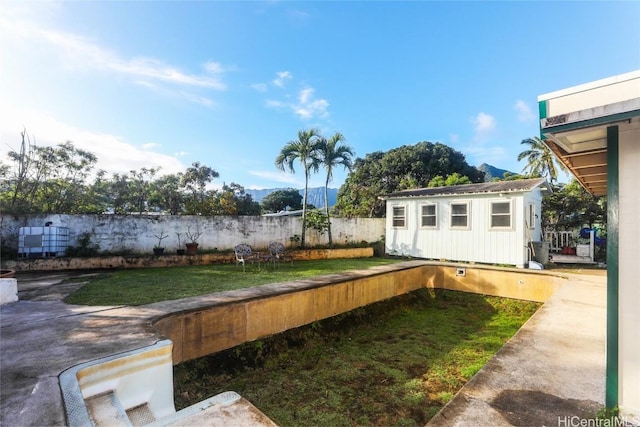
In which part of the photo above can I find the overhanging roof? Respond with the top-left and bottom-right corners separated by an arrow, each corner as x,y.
381,177 -> 550,199
538,70 -> 640,196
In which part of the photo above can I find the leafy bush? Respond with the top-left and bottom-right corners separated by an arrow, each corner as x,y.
65,232 -> 100,257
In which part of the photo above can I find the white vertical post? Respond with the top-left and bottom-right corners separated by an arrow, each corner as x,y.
590,229 -> 595,262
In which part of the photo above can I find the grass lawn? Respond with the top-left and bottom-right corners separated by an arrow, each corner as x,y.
64,257 -> 405,306
174,289 -> 541,426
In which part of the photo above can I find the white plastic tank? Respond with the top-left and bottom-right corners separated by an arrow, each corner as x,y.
18,225 -> 69,258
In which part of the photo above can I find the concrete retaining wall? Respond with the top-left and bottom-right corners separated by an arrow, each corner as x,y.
0,214 -> 385,255
153,262 -> 562,364
3,247 -> 374,272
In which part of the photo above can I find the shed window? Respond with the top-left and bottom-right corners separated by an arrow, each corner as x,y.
490,201 -> 512,228
392,206 -> 406,228
450,202 -> 469,228
421,204 -> 437,228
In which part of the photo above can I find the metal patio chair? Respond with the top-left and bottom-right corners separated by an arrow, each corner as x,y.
234,244 -> 261,272
267,241 -> 294,268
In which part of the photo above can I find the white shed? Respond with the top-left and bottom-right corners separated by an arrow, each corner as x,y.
382,178 -> 551,268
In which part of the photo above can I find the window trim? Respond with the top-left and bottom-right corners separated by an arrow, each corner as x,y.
391,205 -> 407,229
449,201 -> 471,230
489,199 -> 514,230
420,203 -> 438,229
527,203 -> 536,229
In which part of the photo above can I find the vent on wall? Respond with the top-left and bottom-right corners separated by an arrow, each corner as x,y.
456,268 -> 466,277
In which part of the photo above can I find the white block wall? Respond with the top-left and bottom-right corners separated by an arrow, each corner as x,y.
0,215 -> 384,255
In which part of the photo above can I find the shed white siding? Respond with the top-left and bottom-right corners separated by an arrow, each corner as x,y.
385,185 -> 546,268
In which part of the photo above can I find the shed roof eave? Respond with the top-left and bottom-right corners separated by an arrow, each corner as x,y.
383,178 -> 550,200
384,190 -> 532,201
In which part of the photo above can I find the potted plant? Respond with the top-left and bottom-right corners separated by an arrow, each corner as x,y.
153,231 -> 168,255
185,226 -> 202,255
175,232 -> 185,255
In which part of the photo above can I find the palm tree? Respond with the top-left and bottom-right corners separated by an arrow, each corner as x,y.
317,132 -> 354,247
517,136 -> 568,183
275,129 -> 322,248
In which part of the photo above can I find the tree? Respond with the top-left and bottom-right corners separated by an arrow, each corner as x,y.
106,173 -> 133,214
182,162 -> 219,215
84,170 -> 113,214
517,136 -> 568,183
209,183 -> 261,215
335,142 -> 483,217
1,129 -> 38,214
492,172 -> 531,181
261,188 -> 303,213
0,130 -> 99,214
128,167 -> 159,214
305,209 -> 330,236
316,132 -> 354,246
427,173 -> 472,187
275,129 -> 322,247
542,179 -> 606,232
149,173 -> 185,215
542,179 -> 607,261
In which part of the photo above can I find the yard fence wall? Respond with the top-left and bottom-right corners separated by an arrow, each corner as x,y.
0,214 -> 385,255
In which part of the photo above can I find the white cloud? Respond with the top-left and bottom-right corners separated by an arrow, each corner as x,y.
204,61 -> 225,74
298,87 -> 314,104
273,71 -> 293,88
295,100 -> 329,120
261,74 -> 330,121
463,144 -> 509,167
459,113 -> 507,167
180,92 -> 214,107
251,83 -> 268,92
0,16 -> 227,93
252,71 -> 293,94
266,99 -> 286,109
514,100 -> 535,123
473,112 -> 496,134
129,80 -> 214,106
142,142 -> 160,149
0,106 -> 186,177
293,87 -> 329,120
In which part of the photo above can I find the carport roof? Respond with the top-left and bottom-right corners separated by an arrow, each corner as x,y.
381,177 -> 549,199
538,70 -> 640,196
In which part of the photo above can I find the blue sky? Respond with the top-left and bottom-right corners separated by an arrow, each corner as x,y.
1,1 -> 638,190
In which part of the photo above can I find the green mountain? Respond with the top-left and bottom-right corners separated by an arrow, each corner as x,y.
478,163 -> 514,182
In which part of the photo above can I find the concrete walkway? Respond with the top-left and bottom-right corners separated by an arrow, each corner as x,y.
1,268 -> 606,426
0,272 -> 163,426
428,271 -> 606,426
